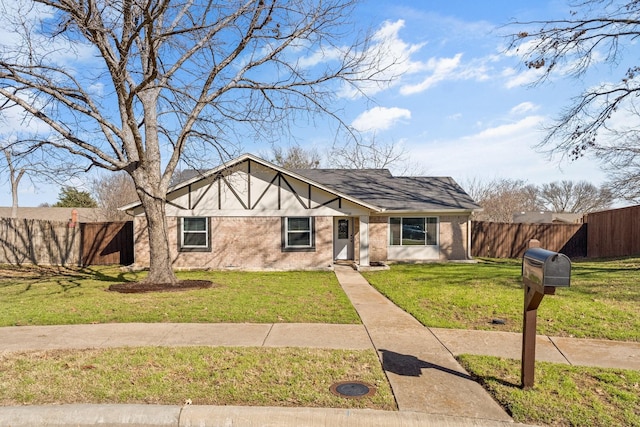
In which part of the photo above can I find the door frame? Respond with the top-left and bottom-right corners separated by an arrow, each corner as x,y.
333,217 -> 354,261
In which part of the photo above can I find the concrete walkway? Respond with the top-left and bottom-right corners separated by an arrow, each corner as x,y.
334,266 -> 512,422
1,265 -> 638,426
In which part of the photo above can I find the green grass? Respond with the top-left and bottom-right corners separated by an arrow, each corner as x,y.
0,265 -> 360,326
0,346 -> 395,410
458,355 -> 640,427
362,258 -> 640,341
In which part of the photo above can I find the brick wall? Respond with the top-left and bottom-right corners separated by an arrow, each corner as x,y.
438,215 -> 469,260
134,216 -> 333,270
132,213 -> 472,269
369,215 -> 389,263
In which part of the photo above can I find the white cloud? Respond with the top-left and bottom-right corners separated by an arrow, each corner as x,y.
0,0 -> 98,69
0,93 -> 54,136
467,115 -> 544,140
400,54 -> 462,95
397,50 -> 498,96
510,102 -> 539,115
409,115 -> 607,186
502,66 -> 543,89
351,106 -> 411,132
338,19 -> 427,99
296,45 -> 345,68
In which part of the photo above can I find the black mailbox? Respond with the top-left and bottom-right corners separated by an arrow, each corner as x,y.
520,245 -> 571,389
522,247 -> 571,290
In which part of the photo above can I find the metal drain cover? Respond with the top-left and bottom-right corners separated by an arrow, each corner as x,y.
330,381 -> 376,398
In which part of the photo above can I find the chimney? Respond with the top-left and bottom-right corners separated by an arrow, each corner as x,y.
68,209 -> 78,228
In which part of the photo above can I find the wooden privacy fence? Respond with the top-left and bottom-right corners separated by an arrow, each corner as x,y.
0,218 -> 81,265
80,221 -> 134,266
0,218 -> 133,266
584,205 -> 640,258
471,221 -> 587,259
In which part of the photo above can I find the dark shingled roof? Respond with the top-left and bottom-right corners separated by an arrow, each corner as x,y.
293,169 -> 480,212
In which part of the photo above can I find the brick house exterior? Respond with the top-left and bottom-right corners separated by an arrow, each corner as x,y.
123,154 -> 479,270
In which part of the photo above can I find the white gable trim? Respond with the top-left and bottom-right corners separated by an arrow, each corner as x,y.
121,154 -> 383,214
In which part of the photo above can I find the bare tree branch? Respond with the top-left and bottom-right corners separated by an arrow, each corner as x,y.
507,0 -> 640,200
0,0 -> 393,284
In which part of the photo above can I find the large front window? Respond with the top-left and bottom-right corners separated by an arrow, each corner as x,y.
282,217 -> 315,251
179,217 -> 210,251
389,217 -> 438,246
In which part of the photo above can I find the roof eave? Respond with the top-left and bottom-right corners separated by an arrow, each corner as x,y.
383,208 -> 478,215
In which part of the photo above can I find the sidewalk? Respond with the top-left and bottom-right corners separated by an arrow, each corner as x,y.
2,323 -> 637,370
0,265 -> 638,426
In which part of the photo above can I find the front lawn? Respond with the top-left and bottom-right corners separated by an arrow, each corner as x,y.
0,346 -> 395,410
0,266 -> 360,326
459,355 -> 640,427
362,258 -> 640,341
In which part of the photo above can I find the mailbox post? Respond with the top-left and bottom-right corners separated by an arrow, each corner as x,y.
521,243 -> 571,389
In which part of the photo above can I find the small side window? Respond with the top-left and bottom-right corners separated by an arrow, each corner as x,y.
179,217 -> 211,252
282,217 -> 315,252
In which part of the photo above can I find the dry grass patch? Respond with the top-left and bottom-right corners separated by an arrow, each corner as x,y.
0,347 -> 395,410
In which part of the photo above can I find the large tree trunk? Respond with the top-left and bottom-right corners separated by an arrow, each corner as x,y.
138,192 -> 179,285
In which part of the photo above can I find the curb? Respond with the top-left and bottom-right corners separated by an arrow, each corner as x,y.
0,404 -> 538,427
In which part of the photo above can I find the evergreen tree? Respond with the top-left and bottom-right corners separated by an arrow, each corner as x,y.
53,187 -> 97,208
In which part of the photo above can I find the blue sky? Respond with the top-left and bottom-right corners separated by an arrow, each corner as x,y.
1,0 -> 613,206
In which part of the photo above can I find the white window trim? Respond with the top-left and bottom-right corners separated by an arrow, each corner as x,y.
180,217 -> 210,251
389,216 -> 439,247
283,217 -> 315,252
285,217 -> 312,248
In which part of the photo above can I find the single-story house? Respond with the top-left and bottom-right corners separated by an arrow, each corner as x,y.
121,153 -> 480,270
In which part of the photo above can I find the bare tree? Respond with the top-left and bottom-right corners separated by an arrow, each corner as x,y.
462,177 -> 496,207
91,171 -> 138,221
538,180 -> 612,213
328,135 -> 423,175
2,149 -> 25,218
265,145 -> 322,169
469,178 -> 541,223
0,0 -> 390,285
507,0 -> 640,202
1,139 -> 76,215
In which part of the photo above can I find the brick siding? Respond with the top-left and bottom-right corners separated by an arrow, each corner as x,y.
134,216 -> 333,270
369,215 -> 389,263
438,215 -> 469,260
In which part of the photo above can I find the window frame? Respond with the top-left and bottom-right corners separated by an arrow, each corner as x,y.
281,217 -> 316,252
178,217 -> 211,252
388,216 -> 438,247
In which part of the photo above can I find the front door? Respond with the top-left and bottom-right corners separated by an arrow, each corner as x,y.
334,217 -> 354,260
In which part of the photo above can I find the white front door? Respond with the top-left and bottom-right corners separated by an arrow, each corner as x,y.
334,217 -> 353,260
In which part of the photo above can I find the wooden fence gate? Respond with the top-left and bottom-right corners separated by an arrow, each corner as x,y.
80,221 -> 134,266
471,221 -> 587,259
584,205 -> 640,258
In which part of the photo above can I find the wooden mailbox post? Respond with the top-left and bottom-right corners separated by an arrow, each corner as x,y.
521,241 -> 571,389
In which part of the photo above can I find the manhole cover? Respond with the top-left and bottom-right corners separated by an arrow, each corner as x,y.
329,381 -> 376,398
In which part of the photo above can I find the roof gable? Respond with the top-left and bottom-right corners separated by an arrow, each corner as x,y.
121,154 -> 479,213
120,154 -> 381,212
